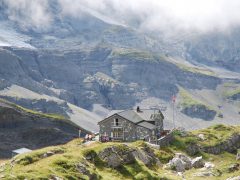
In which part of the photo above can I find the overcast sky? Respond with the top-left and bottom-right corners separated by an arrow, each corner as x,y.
3,0 -> 240,33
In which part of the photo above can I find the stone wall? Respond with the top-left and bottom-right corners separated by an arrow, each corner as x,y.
136,126 -> 152,141
99,114 -> 153,141
99,114 -> 137,141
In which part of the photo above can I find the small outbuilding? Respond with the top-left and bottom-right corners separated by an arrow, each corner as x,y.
12,148 -> 32,157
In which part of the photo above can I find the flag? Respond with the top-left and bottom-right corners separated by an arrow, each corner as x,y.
171,95 -> 176,103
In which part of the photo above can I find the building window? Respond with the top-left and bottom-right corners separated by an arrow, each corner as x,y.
114,118 -> 119,126
113,128 -> 123,138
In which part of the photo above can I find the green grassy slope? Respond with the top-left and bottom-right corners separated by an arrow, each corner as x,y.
178,87 -> 216,111
0,98 -> 66,120
1,124 -> 240,180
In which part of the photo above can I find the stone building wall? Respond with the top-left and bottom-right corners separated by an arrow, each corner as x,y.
151,112 -> 164,135
136,126 -> 153,141
99,114 -> 153,141
99,114 -> 137,141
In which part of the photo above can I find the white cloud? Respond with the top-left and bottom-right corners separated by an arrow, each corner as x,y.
2,0 -> 240,33
79,0 -> 240,33
3,0 -> 52,31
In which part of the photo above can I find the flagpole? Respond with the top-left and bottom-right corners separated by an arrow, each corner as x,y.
173,100 -> 175,129
79,129 -> 81,138
172,95 -> 176,129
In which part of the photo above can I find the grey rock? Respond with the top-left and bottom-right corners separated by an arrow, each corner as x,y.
198,134 -> 206,141
193,171 -> 215,177
98,144 -> 160,168
226,176 -> 240,180
167,153 -> 193,172
49,176 -> 63,180
168,157 -> 186,172
177,172 -> 185,179
186,144 -> 200,156
76,163 -> 90,176
42,151 -> 55,158
175,153 -> 192,170
204,162 -> 215,169
202,134 -> 240,155
191,156 -> 204,168
228,163 -> 239,173
132,148 -> 156,166
98,145 -> 135,168
76,162 -> 98,180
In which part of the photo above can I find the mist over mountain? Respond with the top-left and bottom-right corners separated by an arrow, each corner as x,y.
0,0 -> 239,132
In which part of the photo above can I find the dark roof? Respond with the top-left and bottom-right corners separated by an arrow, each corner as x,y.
99,109 -> 164,130
137,121 -> 156,130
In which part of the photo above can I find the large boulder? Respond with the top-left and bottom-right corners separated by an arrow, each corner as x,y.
186,144 -> 200,156
132,148 -> 156,166
76,163 -> 98,180
167,157 -> 186,172
98,144 -> 159,168
166,153 -> 207,172
166,153 -> 193,172
175,153 -> 192,170
198,134 -> 206,141
98,145 -> 135,168
228,163 -> 240,173
191,156 -> 205,168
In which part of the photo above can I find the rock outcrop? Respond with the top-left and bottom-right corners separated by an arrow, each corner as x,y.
228,163 -> 240,173
226,176 -> 240,180
97,144 -> 159,168
191,156 -> 204,168
0,46 -> 222,118
0,102 -> 82,158
186,134 -> 240,155
165,153 -> 204,172
181,104 -> 217,120
202,134 -> 240,154
98,145 -> 135,168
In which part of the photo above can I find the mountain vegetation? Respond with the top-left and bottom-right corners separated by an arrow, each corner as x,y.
0,124 -> 239,180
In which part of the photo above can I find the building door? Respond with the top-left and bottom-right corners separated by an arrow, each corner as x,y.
112,128 -> 123,140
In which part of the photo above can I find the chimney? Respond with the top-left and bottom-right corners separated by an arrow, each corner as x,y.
136,106 -> 141,112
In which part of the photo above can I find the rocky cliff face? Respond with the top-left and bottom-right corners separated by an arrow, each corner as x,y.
185,30 -> 240,72
0,3 -> 239,131
0,101 -> 81,158
0,44 -> 239,130
0,46 -> 222,109
181,104 -> 217,120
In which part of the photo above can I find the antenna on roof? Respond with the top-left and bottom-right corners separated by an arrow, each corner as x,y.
149,104 -> 167,111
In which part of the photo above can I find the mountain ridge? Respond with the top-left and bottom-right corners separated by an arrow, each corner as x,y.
0,2 -> 239,131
